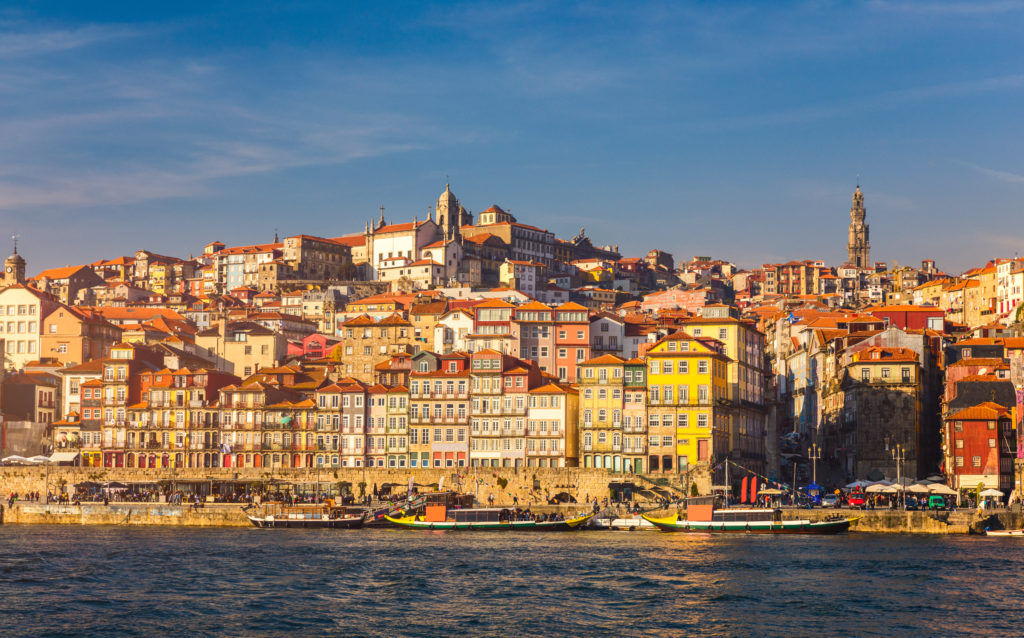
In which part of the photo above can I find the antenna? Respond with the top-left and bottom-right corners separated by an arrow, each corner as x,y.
856,173 -> 860,188
11,233 -> 19,253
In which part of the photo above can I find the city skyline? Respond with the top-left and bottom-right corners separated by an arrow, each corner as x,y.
2,2 -> 1024,272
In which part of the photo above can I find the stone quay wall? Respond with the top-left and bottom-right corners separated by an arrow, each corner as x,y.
6,502 -> 251,527
0,466 -> 661,507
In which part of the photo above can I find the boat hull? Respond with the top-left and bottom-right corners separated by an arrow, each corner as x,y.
384,513 -> 594,531
642,514 -> 855,535
985,529 -> 1024,537
247,515 -> 366,529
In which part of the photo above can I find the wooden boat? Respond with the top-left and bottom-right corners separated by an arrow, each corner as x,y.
985,529 -> 1024,536
642,507 -> 857,534
245,502 -> 366,529
385,506 -> 594,531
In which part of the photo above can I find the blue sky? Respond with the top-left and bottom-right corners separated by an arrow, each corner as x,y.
2,1 -> 1023,274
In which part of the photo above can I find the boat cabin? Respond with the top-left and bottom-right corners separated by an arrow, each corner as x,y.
709,509 -> 782,523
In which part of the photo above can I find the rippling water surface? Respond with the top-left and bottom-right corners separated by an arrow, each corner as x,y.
1,525 -> 1021,636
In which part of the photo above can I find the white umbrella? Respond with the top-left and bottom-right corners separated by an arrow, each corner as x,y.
845,480 -> 871,489
929,484 -> 957,495
980,488 -> 1004,497
907,484 -> 931,494
871,480 -> 894,486
880,485 -> 902,494
866,484 -> 891,493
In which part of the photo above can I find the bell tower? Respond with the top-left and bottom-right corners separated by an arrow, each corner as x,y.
3,235 -> 26,287
435,184 -> 460,241
847,185 -> 870,268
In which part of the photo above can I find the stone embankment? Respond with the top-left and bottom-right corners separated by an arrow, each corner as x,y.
6,502 -> 251,527
0,465 -> 628,507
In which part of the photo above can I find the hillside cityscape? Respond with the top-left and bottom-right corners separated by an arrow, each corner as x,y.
2,182 -> 1022,497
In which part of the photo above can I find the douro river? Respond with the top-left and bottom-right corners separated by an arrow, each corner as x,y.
1,526 -> 1020,636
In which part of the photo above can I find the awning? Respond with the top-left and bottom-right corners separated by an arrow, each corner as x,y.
49,451 -> 81,463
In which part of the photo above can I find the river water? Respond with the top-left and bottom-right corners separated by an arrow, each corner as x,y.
1,526 -> 1020,636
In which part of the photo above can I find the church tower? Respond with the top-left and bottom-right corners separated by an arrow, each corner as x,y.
3,238 -> 26,287
847,185 -> 870,268
435,184 -> 461,241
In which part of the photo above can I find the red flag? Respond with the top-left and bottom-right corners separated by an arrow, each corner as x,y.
740,476 -> 748,503
750,479 -> 758,505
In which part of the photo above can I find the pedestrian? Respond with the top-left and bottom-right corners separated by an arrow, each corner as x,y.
513,495 -> 519,506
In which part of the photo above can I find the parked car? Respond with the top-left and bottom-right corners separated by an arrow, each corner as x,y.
847,491 -> 867,509
928,495 -> 948,510
821,494 -> 839,508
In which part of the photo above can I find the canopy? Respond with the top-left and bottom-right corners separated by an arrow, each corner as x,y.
866,484 -> 894,493
906,484 -> 931,494
881,485 -> 903,494
28,455 -> 51,463
49,451 -> 80,463
759,488 -> 785,495
980,488 -> 1004,497
929,484 -> 957,495
845,480 -> 871,489
1,455 -> 30,464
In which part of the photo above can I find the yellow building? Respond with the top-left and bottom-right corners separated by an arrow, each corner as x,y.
577,354 -> 627,471
678,309 -> 767,475
645,331 -> 729,475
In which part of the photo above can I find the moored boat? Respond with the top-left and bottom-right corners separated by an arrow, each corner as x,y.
246,502 -> 366,529
642,504 -> 857,535
985,529 -> 1024,537
385,505 -> 593,531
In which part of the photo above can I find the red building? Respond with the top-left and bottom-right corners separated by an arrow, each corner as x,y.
287,333 -> 340,361
867,304 -> 945,331
943,402 -> 1016,492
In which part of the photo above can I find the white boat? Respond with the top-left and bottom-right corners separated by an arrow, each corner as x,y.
591,516 -> 657,531
985,529 -> 1024,537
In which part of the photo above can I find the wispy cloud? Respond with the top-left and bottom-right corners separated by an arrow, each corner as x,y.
696,74 -> 1024,130
958,161 -> 1024,184
0,23 -> 140,58
867,0 -> 1024,15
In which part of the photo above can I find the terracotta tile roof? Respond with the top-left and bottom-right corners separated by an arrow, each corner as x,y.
851,347 -> 919,363
30,264 -> 91,280
946,402 -> 1010,421
949,358 -> 1008,369
375,220 -> 429,234
475,298 -> 516,308
529,382 -> 577,395
581,353 -> 625,365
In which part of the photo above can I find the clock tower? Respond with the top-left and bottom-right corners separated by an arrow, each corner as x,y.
3,240 -> 26,287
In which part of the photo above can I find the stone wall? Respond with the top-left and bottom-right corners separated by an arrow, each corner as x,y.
0,466 -> 658,507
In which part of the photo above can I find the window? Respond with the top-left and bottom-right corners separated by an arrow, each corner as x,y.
989,438 -> 996,448
662,435 -> 673,446
861,368 -> 870,381
955,456 -> 964,467
697,414 -> 708,428
972,456 -> 981,467
955,439 -> 963,449
677,361 -> 688,374
954,421 -> 963,432
718,328 -> 727,340
881,368 -> 890,379
698,360 -> 708,374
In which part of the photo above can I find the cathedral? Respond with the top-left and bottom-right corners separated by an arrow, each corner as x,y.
847,185 -> 870,268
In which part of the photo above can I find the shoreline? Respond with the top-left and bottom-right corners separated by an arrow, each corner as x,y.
3,502 -> 1018,534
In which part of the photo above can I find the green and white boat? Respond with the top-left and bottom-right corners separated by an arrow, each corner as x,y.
385,507 -> 594,531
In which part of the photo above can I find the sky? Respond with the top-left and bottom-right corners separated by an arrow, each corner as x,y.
2,1 -> 1024,275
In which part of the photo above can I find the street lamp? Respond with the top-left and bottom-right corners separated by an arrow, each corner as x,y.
808,443 -> 822,487
892,444 -> 906,510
